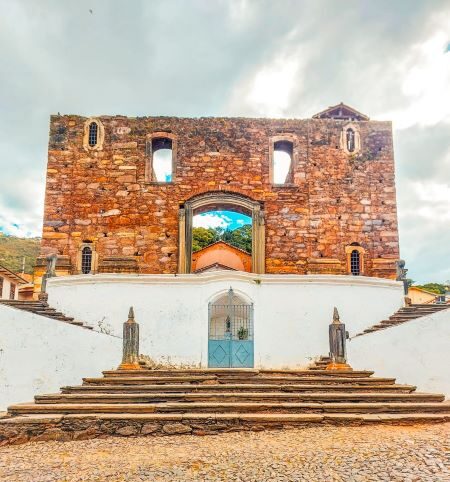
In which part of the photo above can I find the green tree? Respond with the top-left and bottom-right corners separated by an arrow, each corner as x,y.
192,224 -> 252,253
224,225 -> 252,253
414,283 -> 447,294
192,227 -> 218,252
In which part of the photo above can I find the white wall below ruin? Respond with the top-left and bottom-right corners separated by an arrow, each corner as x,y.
349,308 -> 450,398
0,304 -> 121,411
47,272 -> 403,369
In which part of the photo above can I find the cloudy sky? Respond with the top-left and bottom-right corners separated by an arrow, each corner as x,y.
0,0 -> 449,283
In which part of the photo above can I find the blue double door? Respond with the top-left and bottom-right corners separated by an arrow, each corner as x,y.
208,292 -> 254,368
208,336 -> 254,368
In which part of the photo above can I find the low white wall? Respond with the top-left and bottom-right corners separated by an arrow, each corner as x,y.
0,304 -> 122,410
349,308 -> 450,398
48,272 -> 403,369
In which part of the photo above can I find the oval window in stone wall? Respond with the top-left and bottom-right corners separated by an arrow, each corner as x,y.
83,118 -> 105,151
340,123 -> 361,155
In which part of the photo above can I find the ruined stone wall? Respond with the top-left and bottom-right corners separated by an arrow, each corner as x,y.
37,115 -> 399,278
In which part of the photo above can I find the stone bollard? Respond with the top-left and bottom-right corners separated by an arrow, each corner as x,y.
118,307 -> 142,370
326,307 -> 352,371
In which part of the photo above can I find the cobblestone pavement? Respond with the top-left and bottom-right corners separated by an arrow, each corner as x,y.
0,424 -> 449,481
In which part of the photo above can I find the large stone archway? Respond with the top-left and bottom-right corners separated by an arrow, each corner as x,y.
178,192 -> 265,274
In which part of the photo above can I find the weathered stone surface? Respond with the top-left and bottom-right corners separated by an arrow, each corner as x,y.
39,115 -> 399,278
162,423 -> 192,435
141,423 -> 159,435
116,425 -> 140,436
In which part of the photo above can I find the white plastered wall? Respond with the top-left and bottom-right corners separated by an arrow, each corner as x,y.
0,275 -> 19,300
47,272 -> 403,369
348,308 -> 450,398
0,304 -> 122,410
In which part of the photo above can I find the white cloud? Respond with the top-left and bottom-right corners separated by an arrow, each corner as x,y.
384,30 -> 450,129
0,177 -> 44,237
193,213 -> 232,229
226,46 -> 304,117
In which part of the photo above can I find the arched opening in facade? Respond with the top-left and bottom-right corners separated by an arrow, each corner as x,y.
208,288 -> 254,368
191,208 -> 252,273
178,192 -> 265,274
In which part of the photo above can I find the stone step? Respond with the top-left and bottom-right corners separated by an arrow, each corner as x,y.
68,376 -> 397,391
101,369 -> 374,379
87,377 -> 372,386
11,401 -> 450,416
50,383 -> 416,397
0,301 -> 46,306
113,369 -> 261,378
24,391 -> 445,405
2,412 -> 448,445
0,300 -> 88,328
85,375 -> 378,387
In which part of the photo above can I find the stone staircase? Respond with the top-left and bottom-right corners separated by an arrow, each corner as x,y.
354,304 -> 450,337
0,300 -> 93,330
1,365 -> 449,445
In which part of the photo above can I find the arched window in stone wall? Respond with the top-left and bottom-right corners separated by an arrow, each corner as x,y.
350,250 -> 361,275
270,136 -> 296,185
81,246 -> 93,274
88,122 -> 98,147
345,244 -> 365,276
83,118 -> 105,151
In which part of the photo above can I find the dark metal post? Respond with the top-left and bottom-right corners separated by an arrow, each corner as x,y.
326,307 -> 352,371
118,307 -> 141,370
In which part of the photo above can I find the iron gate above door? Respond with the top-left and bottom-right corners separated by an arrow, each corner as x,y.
208,288 -> 254,368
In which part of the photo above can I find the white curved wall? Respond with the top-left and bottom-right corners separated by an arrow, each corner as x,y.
0,304 -> 121,410
47,272 -> 403,369
349,308 -> 450,398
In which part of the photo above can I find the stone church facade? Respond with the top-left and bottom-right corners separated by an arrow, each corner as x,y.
35,103 -> 400,287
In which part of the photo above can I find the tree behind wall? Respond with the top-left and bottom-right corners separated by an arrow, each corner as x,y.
193,225 -> 252,253
414,283 -> 447,294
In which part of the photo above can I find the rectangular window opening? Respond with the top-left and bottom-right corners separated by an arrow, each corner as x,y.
152,138 -> 173,182
273,140 -> 294,184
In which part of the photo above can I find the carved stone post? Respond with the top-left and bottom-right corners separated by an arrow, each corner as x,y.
39,254 -> 58,302
326,307 -> 352,371
396,259 -> 410,305
118,307 -> 142,370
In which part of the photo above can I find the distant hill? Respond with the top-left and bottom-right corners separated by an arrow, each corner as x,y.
0,234 -> 41,274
